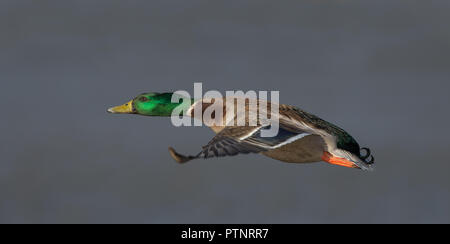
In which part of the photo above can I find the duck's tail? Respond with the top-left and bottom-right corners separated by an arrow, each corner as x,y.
359,147 -> 374,164
352,147 -> 375,171
322,148 -> 375,171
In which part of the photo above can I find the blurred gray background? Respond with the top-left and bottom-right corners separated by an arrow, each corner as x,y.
1,0 -> 449,224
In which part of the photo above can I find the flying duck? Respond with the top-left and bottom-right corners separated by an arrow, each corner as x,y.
108,92 -> 374,170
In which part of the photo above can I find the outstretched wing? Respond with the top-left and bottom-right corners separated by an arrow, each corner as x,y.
169,126 -> 266,163
198,131 -> 265,158
169,124 -> 311,163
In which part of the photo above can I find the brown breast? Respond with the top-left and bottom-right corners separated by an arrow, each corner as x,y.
262,134 -> 325,164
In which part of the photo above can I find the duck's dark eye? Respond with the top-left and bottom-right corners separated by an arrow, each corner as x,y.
139,97 -> 149,102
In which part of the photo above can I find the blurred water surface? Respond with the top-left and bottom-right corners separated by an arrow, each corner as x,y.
0,0 -> 449,223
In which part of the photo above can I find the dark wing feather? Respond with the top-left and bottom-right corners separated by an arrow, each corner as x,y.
169,126 -> 268,163
200,135 -> 264,159
169,123 -> 310,163
242,124 -> 310,149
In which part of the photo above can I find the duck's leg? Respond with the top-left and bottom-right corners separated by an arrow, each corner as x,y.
168,147 -> 199,163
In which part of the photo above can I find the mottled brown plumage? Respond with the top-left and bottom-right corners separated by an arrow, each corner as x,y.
169,97 -> 374,170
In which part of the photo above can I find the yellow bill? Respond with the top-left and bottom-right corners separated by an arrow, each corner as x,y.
107,100 -> 135,114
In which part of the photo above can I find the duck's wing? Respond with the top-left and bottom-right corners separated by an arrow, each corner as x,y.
169,123 -> 311,163
169,126 -> 265,163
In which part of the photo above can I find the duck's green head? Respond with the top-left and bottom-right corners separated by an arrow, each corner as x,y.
108,92 -> 189,116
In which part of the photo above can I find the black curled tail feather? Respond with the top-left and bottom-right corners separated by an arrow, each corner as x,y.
359,147 -> 374,165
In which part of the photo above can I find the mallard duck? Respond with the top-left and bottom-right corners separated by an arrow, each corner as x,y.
108,92 -> 374,170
